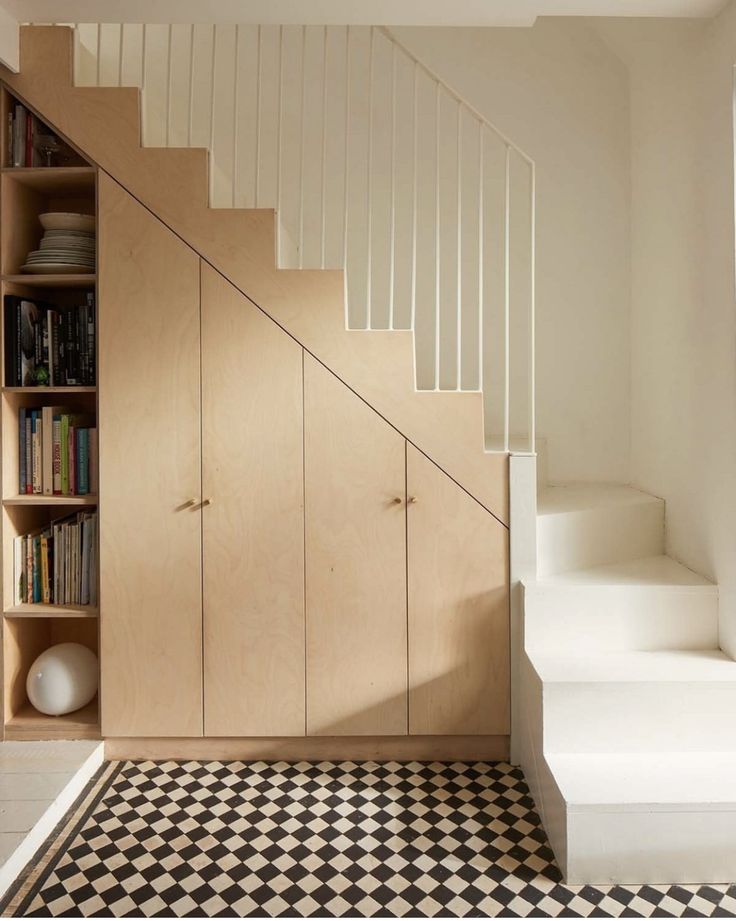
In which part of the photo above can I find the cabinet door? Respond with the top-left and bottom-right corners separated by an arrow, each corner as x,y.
407,445 -> 509,735
201,265 -> 305,736
99,173 -> 203,737
304,356 -> 407,735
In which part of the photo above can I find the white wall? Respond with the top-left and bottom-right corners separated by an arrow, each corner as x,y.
597,9 -> 736,654
394,20 -> 632,484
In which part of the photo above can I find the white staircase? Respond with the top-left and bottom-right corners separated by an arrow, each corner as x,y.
521,482 -> 736,885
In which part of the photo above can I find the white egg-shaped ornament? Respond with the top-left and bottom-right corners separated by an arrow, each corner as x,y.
26,643 -> 98,716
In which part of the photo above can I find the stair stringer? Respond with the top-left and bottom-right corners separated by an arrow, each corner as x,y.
1,25 -> 509,524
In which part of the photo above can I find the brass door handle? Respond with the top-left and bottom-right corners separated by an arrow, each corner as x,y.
408,496 -> 418,504
392,497 -> 403,505
177,498 -> 198,511
192,498 -> 212,510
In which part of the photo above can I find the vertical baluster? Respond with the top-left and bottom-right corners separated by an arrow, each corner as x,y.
320,26 -> 328,270
456,102 -> 462,391
254,25 -> 262,208
118,23 -> 124,87
209,25 -> 217,205
140,27 -> 147,144
503,145 -> 511,453
187,24 -> 194,147
165,25 -> 172,146
231,26 -> 240,208
477,126 -> 484,393
410,62 -> 418,332
342,26 -> 351,326
276,26 -> 283,265
299,26 -> 307,269
388,42 -> 396,330
366,27 -> 375,329
434,81 -> 441,391
529,161 -> 536,453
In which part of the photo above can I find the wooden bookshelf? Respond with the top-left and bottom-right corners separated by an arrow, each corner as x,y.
1,274 -> 96,288
0,85 -> 100,741
5,603 -> 98,618
3,495 -> 98,506
5,698 -> 99,740
3,386 -> 96,394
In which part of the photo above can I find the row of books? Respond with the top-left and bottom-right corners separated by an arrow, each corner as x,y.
13,511 -> 97,607
19,408 -> 98,496
7,102 -> 46,168
4,295 -> 96,387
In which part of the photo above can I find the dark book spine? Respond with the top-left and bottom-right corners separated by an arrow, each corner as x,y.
64,309 -> 76,384
18,408 -> 26,494
41,310 -> 50,381
3,295 -> 16,387
15,300 -> 21,387
86,292 -> 95,385
77,305 -> 87,386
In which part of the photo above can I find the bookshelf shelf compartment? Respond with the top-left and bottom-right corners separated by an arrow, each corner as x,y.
4,699 -> 100,741
3,495 -> 98,506
4,603 -> 98,619
1,167 -> 96,193
1,274 -> 95,288
3,386 -> 96,395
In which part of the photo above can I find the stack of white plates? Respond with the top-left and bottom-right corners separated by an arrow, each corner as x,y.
21,212 -> 96,275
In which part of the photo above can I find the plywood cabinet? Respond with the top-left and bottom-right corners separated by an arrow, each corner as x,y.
97,179 -> 509,745
407,445 -> 510,735
304,356 -> 408,736
201,265 -> 305,737
99,173 -> 203,738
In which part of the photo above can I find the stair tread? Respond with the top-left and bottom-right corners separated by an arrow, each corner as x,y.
547,751 -> 736,811
533,649 -> 736,683
537,484 -> 662,517
534,555 -> 715,590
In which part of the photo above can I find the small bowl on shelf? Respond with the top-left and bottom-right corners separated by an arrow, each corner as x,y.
39,212 -> 95,233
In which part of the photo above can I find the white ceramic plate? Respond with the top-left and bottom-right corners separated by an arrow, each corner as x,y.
39,213 -> 96,233
21,263 -> 94,274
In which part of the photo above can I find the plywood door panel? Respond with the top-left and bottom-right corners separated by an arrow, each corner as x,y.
98,172 -> 202,738
201,264 -> 305,737
407,445 -> 510,736
304,355 -> 407,736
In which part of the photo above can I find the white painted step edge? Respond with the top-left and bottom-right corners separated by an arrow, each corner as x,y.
0,742 -> 104,902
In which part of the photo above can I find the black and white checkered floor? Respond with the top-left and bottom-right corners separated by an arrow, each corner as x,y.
3,759 -> 735,917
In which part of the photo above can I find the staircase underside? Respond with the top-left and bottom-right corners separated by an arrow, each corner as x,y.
0,25 -> 508,525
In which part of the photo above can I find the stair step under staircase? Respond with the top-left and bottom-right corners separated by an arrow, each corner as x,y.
547,751 -> 736,884
524,557 -> 718,652
532,649 -> 736,753
537,485 -> 665,576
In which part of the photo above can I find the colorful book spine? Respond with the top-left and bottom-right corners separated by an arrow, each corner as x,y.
24,414 -> 32,494
40,534 -> 50,604
60,414 -> 69,495
18,408 -> 26,494
25,536 -> 32,603
31,411 -> 41,494
77,428 -> 89,495
88,428 -> 98,494
68,426 -> 76,496
32,535 -> 41,603
52,417 -> 62,494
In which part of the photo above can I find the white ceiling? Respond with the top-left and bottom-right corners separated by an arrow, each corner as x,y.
1,0 -> 730,25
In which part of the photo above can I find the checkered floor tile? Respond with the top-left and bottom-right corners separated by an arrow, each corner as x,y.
4,760 -> 736,917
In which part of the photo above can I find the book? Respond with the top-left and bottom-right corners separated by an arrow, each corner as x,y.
18,408 -> 26,494
31,410 -> 41,494
52,417 -> 62,493
77,428 -> 89,495
13,535 -> 23,605
12,104 -> 25,168
24,413 -> 32,494
88,428 -> 98,493
60,413 -> 70,494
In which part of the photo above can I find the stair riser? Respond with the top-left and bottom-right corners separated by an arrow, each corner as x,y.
544,682 -> 736,752
565,809 -> 736,885
524,588 -> 718,653
537,502 -> 664,577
